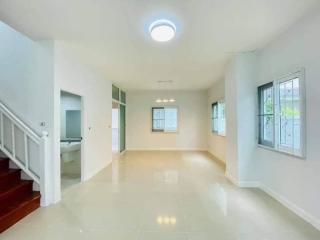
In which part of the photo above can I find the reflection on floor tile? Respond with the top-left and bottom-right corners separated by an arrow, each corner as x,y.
1,151 -> 319,240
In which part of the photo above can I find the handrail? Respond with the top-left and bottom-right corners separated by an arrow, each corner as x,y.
0,102 -> 41,143
0,100 -> 50,206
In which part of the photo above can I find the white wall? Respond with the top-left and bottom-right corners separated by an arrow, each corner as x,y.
0,23 -> 115,204
0,22 -> 55,204
53,41 -> 112,202
255,7 -> 320,228
127,90 -> 207,150
0,21 -> 54,135
207,80 -> 226,162
60,92 -> 81,139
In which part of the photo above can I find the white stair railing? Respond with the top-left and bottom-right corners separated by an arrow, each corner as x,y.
0,101 -> 50,206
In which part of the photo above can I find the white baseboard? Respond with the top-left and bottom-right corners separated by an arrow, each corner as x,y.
225,172 -> 320,230
238,181 -> 260,188
225,171 -> 260,188
207,150 -> 226,164
225,171 -> 238,185
260,184 -> 320,231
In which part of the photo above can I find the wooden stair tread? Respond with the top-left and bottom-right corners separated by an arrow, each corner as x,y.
0,169 -> 20,177
0,180 -> 32,194
0,192 -> 40,233
0,157 -> 41,233
0,191 -> 40,217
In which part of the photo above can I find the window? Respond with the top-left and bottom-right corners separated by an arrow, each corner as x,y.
258,82 -> 274,147
112,85 -> 119,101
258,70 -> 305,157
152,107 -> 178,132
212,103 -> 218,132
120,90 -> 126,104
211,101 -> 226,136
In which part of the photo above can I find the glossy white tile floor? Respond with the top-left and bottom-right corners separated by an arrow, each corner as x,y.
2,151 -> 320,240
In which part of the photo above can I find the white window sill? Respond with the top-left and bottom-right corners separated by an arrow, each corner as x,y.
212,131 -> 226,137
152,131 -> 178,134
257,144 -> 305,160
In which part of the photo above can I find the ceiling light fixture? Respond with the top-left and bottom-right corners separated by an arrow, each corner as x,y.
149,19 -> 176,42
155,98 -> 175,103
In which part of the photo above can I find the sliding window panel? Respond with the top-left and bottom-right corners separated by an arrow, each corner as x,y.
212,103 -> 218,132
279,77 -> 301,153
152,107 -> 165,132
258,82 -> 274,147
164,108 -> 178,132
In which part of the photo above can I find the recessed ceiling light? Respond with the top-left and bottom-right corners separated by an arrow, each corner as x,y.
163,99 -> 169,103
149,19 -> 176,42
169,99 -> 175,102
156,99 -> 162,103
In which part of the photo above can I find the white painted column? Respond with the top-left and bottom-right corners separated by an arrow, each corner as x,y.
225,52 -> 259,187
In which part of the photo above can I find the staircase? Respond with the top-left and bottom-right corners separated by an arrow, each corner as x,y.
0,157 -> 41,233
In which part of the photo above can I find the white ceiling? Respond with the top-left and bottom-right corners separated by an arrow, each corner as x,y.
0,0 -> 318,90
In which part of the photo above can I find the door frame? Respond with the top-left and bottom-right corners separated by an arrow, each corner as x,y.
55,89 -> 85,200
112,99 -> 126,153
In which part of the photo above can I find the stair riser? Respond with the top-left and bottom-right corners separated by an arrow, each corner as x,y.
0,159 -> 9,171
0,195 -> 40,233
0,171 -> 20,189
0,183 -> 33,208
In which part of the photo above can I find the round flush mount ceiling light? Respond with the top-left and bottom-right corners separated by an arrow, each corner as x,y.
149,19 -> 176,42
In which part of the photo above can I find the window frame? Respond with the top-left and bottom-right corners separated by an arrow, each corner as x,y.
217,101 -> 226,136
211,101 -> 226,136
258,82 -> 275,148
257,69 -> 306,158
152,106 -> 179,133
211,102 -> 219,133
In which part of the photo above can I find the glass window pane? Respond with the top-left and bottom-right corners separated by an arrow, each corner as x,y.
279,78 -> 300,151
120,91 -> 126,104
164,108 -> 177,132
218,102 -> 226,135
263,115 -> 274,142
213,119 -> 218,132
112,85 -> 119,100
153,120 -> 164,130
263,87 -> 273,114
153,108 -> 164,120
258,82 -> 274,147
152,108 -> 165,131
212,103 -> 219,132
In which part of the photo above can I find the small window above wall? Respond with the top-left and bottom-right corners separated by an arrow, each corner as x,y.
112,85 -> 119,101
120,91 -> 126,104
152,107 -> 178,132
258,70 -> 305,158
211,101 -> 226,136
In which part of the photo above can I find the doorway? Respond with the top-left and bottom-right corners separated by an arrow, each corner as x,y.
60,91 -> 82,190
112,101 -> 126,154
112,85 -> 126,156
